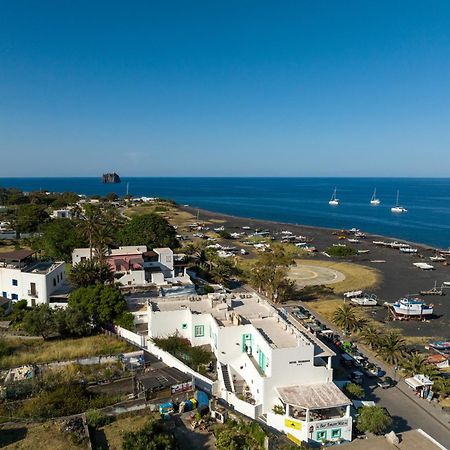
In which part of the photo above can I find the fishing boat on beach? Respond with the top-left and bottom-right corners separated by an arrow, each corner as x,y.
385,297 -> 433,319
391,190 -> 407,213
370,188 -> 380,205
329,187 -> 340,206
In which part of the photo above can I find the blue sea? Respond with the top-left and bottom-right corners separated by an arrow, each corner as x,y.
1,177 -> 450,249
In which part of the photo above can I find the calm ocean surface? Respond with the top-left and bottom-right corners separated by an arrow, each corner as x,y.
1,177 -> 450,249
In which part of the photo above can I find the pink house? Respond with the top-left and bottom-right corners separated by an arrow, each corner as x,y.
72,246 -> 147,273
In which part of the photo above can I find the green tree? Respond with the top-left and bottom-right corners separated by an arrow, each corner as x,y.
399,352 -> 429,377
249,244 -> 296,303
356,406 -> 392,435
22,304 -> 56,339
68,285 -> 128,326
359,325 -> 381,350
122,419 -> 175,450
326,246 -> 357,257
333,304 -> 364,334
77,203 -> 104,259
70,259 -> 114,288
36,219 -> 86,261
54,306 -> 92,337
16,204 -> 49,233
344,382 -> 365,399
433,377 -> 450,400
118,213 -> 179,249
105,192 -> 119,202
51,191 -> 79,208
218,230 -> 232,239
377,332 -> 406,365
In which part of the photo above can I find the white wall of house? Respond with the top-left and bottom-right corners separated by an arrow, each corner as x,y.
146,297 -> 349,444
0,263 -> 66,306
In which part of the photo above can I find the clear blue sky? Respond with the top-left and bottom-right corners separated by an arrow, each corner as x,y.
1,1 -> 450,177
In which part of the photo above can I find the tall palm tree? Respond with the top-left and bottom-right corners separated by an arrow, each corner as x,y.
377,332 -> 406,365
333,303 -> 363,334
359,325 -> 381,350
433,377 -> 450,400
93,223 -> 115,265
77,204 -> 102,259
399,352 -> 428,377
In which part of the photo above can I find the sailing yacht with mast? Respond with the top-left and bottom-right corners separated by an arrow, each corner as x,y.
329,187 -> 340,206
391,190 -> 407,213
370,188 -> 380,205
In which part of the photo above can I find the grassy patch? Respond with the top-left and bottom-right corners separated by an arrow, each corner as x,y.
92,412 -> 155,450
0,421 -> 87,450
0,334 -> 134,368
124,203 -> 198,230
294,259 -> 381,293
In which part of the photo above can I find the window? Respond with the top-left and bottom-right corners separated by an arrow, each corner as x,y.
316,431 -> 327,441
12,279 -> 18,286
53,278 -> 56,287
331,429 -> 341,439
11,294 -> 18,300
194,325 -> 204,337
2,292 -> 7,299
182,323 -> 188,330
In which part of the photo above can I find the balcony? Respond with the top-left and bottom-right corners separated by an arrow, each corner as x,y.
27,290 -> 38,298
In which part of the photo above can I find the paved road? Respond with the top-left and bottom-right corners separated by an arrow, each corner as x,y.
365,378 -> 450,447
264,293 -> 450,448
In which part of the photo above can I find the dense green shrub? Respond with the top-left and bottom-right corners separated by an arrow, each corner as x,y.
325,246 -> 357,257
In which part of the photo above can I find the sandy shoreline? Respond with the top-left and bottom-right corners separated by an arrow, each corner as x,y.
180,205 -> 450,340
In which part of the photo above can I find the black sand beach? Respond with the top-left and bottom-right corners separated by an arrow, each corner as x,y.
181,206 -> 450,340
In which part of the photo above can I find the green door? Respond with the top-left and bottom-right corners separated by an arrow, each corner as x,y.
258,349 -> 266,373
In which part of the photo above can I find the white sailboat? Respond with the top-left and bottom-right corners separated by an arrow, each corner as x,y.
370,188 -> 380,205
329,187 -> 340,206
391,190 -> 407,213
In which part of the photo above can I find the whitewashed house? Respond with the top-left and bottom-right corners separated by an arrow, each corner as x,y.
72,246 -> 190,287
147,293 -> 352,445
51,208 -> 73,219
0,250 -> 66,307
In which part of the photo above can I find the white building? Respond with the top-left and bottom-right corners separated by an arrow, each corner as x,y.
72,246 -> 190,287
51,209 -> 73,219
146,293 -> 352,445
0,250 -> 66,307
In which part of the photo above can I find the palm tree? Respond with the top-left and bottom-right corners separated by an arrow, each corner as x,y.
377,332 -> 406,365
432,377 -> 450,400
359,325 -> 381,350
399,352 -> 428,377
333,304 -> 363,334
93,223 -> 115,265
77,204 -> 102,259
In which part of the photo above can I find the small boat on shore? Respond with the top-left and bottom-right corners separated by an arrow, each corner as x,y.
391,190 -> 407,213
370,188 -> 380,205
429,341 -> 450,352
329,187 -> 340,206
351,294 -> 378,306
430,255 -> 446,262
400,247 -> 418,254
386,297 -> 433,318
420,281 -> 444,296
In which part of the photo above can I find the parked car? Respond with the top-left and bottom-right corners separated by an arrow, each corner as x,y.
350,371 -> 364,385
365,363 -> 383,378
377,376 -> 394,389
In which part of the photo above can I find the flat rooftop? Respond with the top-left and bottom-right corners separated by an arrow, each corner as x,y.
151,293 -> 313,349
23,261 -> 64,274
250,317 -> 298,348
277,382 -> 351,410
